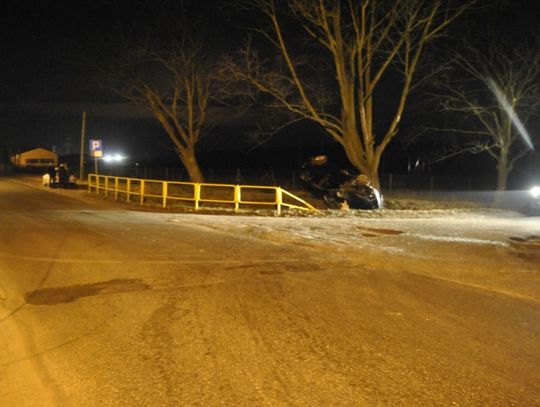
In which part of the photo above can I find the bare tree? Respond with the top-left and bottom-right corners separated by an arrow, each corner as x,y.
430,40 -> 540,193
110,44 -> 218,183
99,0 -> 230,183
222,0 -> 477,188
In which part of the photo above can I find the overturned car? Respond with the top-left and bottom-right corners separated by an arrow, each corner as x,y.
299,155 -> 383,210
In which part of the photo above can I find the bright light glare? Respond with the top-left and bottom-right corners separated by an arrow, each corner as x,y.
530,186 -> 540,198
487,78 -> 534,150
102,154 -> 126,163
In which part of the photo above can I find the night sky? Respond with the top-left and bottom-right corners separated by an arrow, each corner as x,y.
1,1 -> 539,178
1,1 -> 137,157
0,1 -> 236,161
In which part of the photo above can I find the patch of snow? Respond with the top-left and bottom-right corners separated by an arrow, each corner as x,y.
405,233 -> 510,247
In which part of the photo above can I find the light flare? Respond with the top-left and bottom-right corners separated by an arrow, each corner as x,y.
102,153 -> 126,163
487,78 -> 534,150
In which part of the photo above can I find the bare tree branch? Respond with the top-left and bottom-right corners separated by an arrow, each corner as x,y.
223,0 -> 477,189
102,42 -> 222,183
425,39 -> 540,191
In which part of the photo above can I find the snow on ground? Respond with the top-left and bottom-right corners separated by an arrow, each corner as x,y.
12,174 -> 540,254
163,204 -> 540,254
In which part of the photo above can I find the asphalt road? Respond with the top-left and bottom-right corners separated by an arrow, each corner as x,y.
1,177 -> 539,406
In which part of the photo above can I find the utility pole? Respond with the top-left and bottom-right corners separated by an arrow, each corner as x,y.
79,111 -> 86,181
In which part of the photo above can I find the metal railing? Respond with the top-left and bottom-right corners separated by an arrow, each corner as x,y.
87,174 -> 316,214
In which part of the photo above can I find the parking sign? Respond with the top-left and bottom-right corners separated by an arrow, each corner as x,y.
89,139 -> 103,157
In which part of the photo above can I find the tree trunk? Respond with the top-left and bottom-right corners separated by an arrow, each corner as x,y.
493,155 -> 509,205
365,164 -> 381,192
341,139 -> 382,191
496,155 -> 508,192
180,151 -> 204,183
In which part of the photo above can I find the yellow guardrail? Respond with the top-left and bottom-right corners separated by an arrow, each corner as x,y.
87,174 -> 317,214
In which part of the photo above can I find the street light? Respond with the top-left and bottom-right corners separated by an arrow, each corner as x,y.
102,153 -> 126,163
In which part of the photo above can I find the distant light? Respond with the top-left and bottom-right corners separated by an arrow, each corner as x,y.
102,153 -> 126,163
530,186 -> 540,198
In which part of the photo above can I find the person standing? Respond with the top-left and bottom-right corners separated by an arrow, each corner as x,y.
47,164 -> 56,187
58,164 -> 69,188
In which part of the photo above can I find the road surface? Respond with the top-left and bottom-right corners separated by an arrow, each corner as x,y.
1,176 -> 539,406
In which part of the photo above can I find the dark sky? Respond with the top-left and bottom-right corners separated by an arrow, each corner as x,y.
1,1 -> 133,157
1,0 -> 538,172
0,0 -> 238,160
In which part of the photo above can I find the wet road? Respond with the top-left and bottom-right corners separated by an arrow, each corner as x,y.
1,177 -> 540,406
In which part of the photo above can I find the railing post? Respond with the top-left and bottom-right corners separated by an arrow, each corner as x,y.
140,179 -> 145,205
194,183 -> 201,211
276,187 -> 282,215
234,185 -> 241,212
126,179 -> 131,202
162,181 -> 168,208
114,177 -> 119,200
105,177 -> 109,197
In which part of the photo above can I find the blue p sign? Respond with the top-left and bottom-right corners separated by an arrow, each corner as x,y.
89,139 -> 103,157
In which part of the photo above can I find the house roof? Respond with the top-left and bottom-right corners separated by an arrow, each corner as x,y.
18,148 -> 57,156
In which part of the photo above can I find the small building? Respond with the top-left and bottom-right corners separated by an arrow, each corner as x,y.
10,148 -> 58,168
